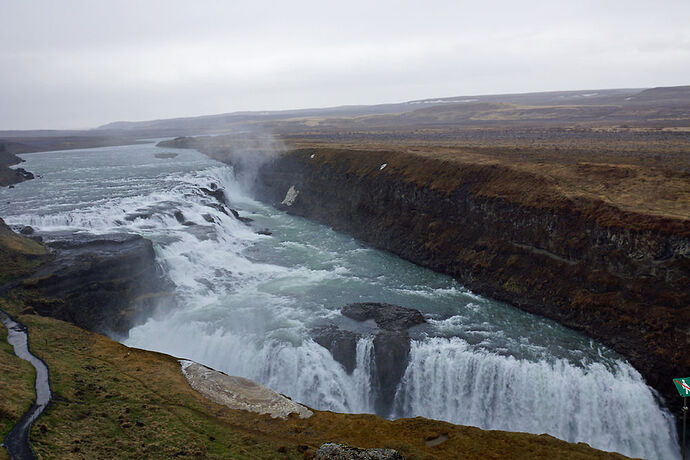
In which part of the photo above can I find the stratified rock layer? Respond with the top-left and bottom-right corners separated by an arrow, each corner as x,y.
255,147 -> 690,409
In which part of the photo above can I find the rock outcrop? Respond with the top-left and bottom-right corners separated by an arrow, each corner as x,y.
255,147 -> 690,410
342,302 -> 426,330
313,303 -> 426,416
314,443 -> 403,460
0,147 -> 34,187
18,232 -> 171,337
180,360 -> 313,419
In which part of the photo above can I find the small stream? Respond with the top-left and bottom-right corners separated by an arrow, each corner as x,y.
1,308 -> 51,460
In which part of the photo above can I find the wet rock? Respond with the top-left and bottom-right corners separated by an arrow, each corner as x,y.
124,211 -> 152,221
372,331 -> 411,415
205,202 -> 229,216
21,232 -> 171,337
200,187 -> 227,205
19,226 -> 34,235
313,303 -> 424,415
312,325 -> 360,373
227,207 -> 253,223
256,228 -> 272,236
154,152 -> 178,159
314,443 -> 403,460
202,214 -> 215,223
341,303 -> 426,331
173,210 -> 195,226
15,168 -> 34,180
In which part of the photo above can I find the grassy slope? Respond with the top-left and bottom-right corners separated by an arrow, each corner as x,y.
0,218 -> 50,285
0,296 -> 629,460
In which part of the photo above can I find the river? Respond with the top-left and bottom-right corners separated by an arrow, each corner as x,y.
0,140 -> 679,459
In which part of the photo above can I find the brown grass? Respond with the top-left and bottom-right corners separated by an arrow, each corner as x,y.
283,140 -> 689,231
0,219 -> 50,284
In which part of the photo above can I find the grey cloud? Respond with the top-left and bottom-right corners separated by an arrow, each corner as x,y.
1,0 -> 689,129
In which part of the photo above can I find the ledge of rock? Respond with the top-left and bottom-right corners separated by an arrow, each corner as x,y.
342,302 -> 426,330
18,231 -> 171,337
180,360 -> 313,419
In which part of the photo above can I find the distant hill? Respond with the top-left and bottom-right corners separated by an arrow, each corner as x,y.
94,88 -> 645,135
2,85 -> 689,142
626,85 -> 690,104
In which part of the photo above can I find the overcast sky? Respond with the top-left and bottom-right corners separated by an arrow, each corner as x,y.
1,0 -> 689,130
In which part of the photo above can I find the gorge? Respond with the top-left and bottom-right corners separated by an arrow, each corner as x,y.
0,140 -> 683,459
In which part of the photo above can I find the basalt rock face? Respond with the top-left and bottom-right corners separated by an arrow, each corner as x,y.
312,303 -> 426,416
312,325 -> 360,374
19,232 -> 171,338
256,148 -> 690,409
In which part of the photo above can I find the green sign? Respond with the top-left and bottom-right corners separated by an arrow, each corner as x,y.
673,377 -> 690,397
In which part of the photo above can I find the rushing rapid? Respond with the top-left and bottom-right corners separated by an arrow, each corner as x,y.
0,141 -> 680,459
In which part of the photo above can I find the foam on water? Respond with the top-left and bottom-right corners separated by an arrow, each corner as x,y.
0,143 -> 680,459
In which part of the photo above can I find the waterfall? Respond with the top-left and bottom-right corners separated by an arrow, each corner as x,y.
393,337 -> 679,459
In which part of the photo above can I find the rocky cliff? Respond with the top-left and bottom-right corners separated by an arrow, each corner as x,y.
253,147 -> 690,409
15,232 -> 171,337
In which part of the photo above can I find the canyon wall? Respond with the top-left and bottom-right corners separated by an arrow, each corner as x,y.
253,147 -> 690,407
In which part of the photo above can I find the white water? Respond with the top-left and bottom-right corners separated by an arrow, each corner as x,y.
0,142 -> 680,459
395,338 -> 675,459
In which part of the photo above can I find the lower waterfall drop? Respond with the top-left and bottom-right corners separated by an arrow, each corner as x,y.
392,337 -> 679,460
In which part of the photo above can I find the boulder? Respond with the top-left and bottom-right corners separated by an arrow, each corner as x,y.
173,210 -> 195,226
341,303 -> 426,331
19,226 -> 34,235
200,187 -> 227,205
314,443 -> 403,460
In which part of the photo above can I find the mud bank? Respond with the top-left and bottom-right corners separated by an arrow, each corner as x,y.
251,147 -> 689,409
